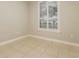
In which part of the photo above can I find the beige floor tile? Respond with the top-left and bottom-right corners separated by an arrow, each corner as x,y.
68,46 -> 79,58
0,37 -> 79,58
57,48 -> 71,58
55,42 -> 79,58
23,44 -> 48,57
0,46 -> 24,58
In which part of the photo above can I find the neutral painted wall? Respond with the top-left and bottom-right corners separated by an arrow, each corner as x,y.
0,1 -> 79,44
0,1 -> 28,42
28,1 -> 79,44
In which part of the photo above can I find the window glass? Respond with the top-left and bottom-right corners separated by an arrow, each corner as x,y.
48,19 -> 53,29
40,2 -> 47,18
40,19 -> 47,28
53,18 -> 58,29
48,1 -> 57,17
39,1 -> 58,31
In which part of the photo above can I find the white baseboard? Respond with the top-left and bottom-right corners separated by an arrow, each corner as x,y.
28,34 -> 79,47
0,34 -> 79,47
0,35 -> 29,46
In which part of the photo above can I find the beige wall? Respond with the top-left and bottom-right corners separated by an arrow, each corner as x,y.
0,1 -> 79,44
0,1 -> 28,42
28,1 -> 79,44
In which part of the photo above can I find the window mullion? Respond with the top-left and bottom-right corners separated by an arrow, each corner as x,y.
47,1 -> 49,30
39,1 -> 59,32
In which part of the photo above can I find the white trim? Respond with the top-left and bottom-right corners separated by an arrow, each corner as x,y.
28,34 -> 79,47
0,34 -> 79,47
37,1 -> 41,32
38,1 -> 60,32
57,1 -> 60,32
0,35 -> 29,46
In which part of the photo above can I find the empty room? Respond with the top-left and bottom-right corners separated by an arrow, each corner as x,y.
0,0 -> 79,58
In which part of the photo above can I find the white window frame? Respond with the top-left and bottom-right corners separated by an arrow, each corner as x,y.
38,1 -> 60,32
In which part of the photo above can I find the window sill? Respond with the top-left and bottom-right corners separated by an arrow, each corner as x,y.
38,28 -> 60,32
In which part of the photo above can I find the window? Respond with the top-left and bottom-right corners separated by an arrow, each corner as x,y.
38,1 -> 59,32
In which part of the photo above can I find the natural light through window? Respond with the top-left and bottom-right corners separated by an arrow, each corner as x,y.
38,1 -> 59,32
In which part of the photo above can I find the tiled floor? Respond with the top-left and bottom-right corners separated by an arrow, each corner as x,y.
0,37 -> 79,58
